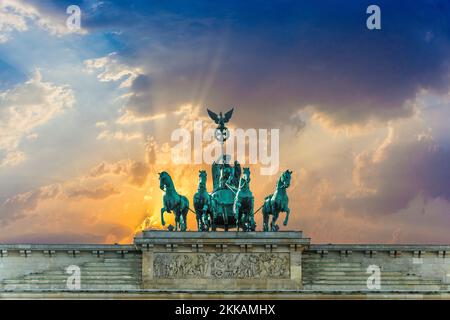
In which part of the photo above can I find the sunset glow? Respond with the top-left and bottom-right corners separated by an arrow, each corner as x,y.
1,0 -> 450,244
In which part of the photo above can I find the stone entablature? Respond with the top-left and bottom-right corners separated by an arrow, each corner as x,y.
2,236 -> 450,296
135,231 -> 310,291
0,244 -> 137,258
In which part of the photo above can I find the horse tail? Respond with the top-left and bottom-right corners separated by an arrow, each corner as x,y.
181,195 -> 190,214
262,195 -> 272,215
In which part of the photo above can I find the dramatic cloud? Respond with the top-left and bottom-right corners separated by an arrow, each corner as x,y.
1,0 -> 450,244
96,129 -> 143,141
66,184 -> 121,200
88,159 -> 150,187
0,183 -> 61,224
0,71 -> 74,167
0,0 -> 84,42
84,53 -> 142,89
76,0 -> 450,127
121,74 -> 154,117
0,158 -> 149,242
0,1 -> 28,43
336,130 -> 450,215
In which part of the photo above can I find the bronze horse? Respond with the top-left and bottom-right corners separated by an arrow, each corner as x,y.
262,170 -> 292,232
233,168 -> 255,231
159,171 -> 190,231
193,170 -> 213,231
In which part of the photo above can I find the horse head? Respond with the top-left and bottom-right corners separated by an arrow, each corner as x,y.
158,171 -> 172,191
239,167 -> 251,189
198,170 -> 207,189
281,170 -> 292,189
243,167 -> 251,182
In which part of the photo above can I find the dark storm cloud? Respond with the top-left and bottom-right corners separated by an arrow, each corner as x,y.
125,74 -> 153,116
37,0 -> 450,126
331,135 -> 450,215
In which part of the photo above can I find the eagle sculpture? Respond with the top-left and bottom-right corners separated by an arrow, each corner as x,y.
207,108 -> 234,131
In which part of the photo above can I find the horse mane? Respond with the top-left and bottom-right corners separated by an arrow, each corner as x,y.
160,171 -> 174,188
277,172 -> 284,183
276,171 -> 288,188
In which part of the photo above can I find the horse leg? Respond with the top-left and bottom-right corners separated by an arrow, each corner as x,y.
201,214 -> 207,231
181,212 -> 186,231
283,207 -> 290,226
199,215 -> 203,231
160,207 -> 166,226
183,197 -> 189,231
240,212 -> 245,232
198,211 -> 202,231
263,209 -> 269,232
240,211 -> 247,232
178,217 -> 182,231
206,214 -> 211,231
178,208 -> 185,231
235,202 -> 241,232
250,197 -> 255,231
196,212 -> 201,231
201,209 -> 208,231
238,210 -> 242,232
174,213 -> 180,231
201,205 -> 208,231
271,212 -> 279,231
243,202 -> 251,232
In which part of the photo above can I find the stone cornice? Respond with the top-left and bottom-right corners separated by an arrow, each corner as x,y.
308,244 -> 450,251
0,244 -> 137,252
135,231 -> 310,250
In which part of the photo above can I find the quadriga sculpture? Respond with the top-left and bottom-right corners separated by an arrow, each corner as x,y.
157,108 -> 296,232
262,170 -> 292,232
159,171 -> 190,231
